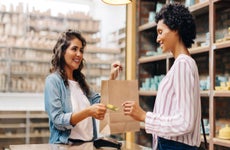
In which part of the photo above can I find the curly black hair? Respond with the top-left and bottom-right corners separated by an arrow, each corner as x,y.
50,29 -> 90,96
155,2 -> 196,48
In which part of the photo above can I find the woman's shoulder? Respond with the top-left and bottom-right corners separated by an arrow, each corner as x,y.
176,54 -> 195,64
46,72 -> 62,82
175,54 -> 198,72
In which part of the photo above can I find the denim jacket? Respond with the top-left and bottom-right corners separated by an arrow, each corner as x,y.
44,72 -> 100,144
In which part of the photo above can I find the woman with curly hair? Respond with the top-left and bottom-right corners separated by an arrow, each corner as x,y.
122,3 -> 201,150
44,29 -> 122,144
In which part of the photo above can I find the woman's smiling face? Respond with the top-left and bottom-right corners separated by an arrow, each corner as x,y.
64,38 -> 83,75
156,20 -> 178,53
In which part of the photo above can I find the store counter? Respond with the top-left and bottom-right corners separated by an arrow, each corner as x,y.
10,141 -> 151,150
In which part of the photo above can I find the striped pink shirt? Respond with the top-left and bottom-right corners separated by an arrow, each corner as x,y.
145,54 -> 201,149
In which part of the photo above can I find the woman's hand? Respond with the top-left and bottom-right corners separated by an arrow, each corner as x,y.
89,103 -> 107,120
109,61 -> 122,80
122,101 -> 146,122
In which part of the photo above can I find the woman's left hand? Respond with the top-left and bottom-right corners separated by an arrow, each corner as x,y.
109,61 -> 122,80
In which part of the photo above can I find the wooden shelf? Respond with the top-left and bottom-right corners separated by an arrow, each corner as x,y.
0,10 -> 20,15
0,114 -> 27,119
201,91 -> 210,97
138,22 -> 156,32
139,90 -> 157,96
11,73 -> 48,77
30,123 -> 49,128
11,59 -> 49,63
87,59 -> 112,65
30,133 -> 49,138
189,0 -> 209,15
138,53 -> 169,64
0,45 -> 50,51
0,124 -> 26,128
214,41 -> 230,50
213,0 -> 230,3
11,46 -> 51,52
86,47 -> 121,54
189,46 -> 210,54
29,114 -> 48,118
138,46 -> 209,64
29,13 -> 94,21
0,110 -> 49,146
213,138 -> 230,147
139,90 -> 209,97
214,91 -> 230,97
0,133 -> 26,139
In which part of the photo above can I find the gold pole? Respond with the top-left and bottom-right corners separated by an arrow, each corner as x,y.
125,0 -> 136,145
126,0 -> 136,81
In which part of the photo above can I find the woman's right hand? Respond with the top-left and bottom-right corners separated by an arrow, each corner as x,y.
109,61 -> 122,80
122,101 -> 146,122
89,103 -> 107,120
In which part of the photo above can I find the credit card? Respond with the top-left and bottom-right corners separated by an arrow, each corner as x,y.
106,104 -> 119,111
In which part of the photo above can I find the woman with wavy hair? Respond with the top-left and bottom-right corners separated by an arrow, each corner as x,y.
44,29 -> 122,144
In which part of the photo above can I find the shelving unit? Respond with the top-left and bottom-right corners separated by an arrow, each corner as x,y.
136,0 -> 230,149
0,111 -> 49,149
0,93 -> 46,149
0,2 -> 125,149
106,26 -> 127,80
0,2 -> 122,93
84,46 -> 122,92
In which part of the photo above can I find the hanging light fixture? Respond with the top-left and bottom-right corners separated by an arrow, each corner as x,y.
102,0 -> 132,5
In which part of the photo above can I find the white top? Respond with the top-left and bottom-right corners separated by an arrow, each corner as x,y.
145,54 -> 201,149
68,80 -> 93,141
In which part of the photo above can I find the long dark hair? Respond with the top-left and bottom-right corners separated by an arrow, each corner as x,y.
50,29 -> 90,96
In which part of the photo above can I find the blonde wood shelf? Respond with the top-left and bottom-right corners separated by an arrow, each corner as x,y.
138,53 -> 169,64
0,133 -> 27,139
0,114 -> 27,119
189,0 -> 209,14
139,90 -> 209,97
139,90 -> 157,96
30,123 -> 49,128
200,91 -> 210,97
87,59 -> 113,65
214,91 -> 230,97
213,138 -> 230,147
30,133 -> 49,138
86,47 -> 121,54
138,22 -> 156,32
0,110 -> 49,146
138,46 -> 210,64
189,46 -> 210,54
0,124 -> 26,128
214,41 -> 230,50
213,0 -> 230,3
29,114 -> 48,118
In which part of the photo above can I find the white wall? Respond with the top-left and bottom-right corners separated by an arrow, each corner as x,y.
90,0 -> 126,47
0,93 -> 44,111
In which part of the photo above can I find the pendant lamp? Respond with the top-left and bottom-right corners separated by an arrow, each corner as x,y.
102,0 -> 132,5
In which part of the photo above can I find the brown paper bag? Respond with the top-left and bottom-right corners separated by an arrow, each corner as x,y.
100,80 -> 140,135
